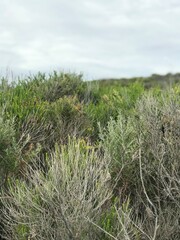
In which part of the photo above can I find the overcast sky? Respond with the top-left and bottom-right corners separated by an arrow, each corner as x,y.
1,0 -> 180,80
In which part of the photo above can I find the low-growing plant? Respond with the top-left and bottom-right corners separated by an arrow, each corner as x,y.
0,138 -> 112,240
84,82 -> 144,141
0,110 -> 20,187
44,95 -> 92,145
1,72 -> 180,239
99,89 -> 180,239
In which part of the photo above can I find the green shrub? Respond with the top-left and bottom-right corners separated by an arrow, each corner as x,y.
0,73 -> 94,164
43,95 -> 92,145
0,111 -> 20,186
1,72 -> 180,239
84,82 -> 144,141
18,71 -> 87,102
99,111 -> 139,200
0,79 -> 45,126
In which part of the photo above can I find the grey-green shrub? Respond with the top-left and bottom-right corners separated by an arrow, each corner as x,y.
0,138 -> 112,240
99,89 -> 180,239
99,111 -> 138,198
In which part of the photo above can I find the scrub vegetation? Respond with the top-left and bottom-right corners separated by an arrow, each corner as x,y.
0,71 -> 180,239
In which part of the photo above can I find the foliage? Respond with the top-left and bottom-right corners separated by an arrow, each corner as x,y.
99,89 -> 180,239
0,111 -> 20,186
0,138 -> 111,240
84,82 -> 144,141
0,71 -> 180,239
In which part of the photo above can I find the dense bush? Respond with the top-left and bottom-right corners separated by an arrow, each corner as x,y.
0,72 -> 94,178
0,72 -> 180,239
0,138 -> 111,240
85,82 -> 144,141
99,89 -> 180,239
0,111 -> 20,187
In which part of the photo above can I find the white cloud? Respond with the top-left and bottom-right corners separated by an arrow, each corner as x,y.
0,0 -> 180,79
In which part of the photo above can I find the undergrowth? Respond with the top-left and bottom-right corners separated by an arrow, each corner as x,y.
0,71 -> 180,239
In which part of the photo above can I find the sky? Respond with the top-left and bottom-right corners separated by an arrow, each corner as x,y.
1,0 -> 180,80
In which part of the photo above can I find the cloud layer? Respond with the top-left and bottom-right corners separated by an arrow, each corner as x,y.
1,0 -> 180,79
